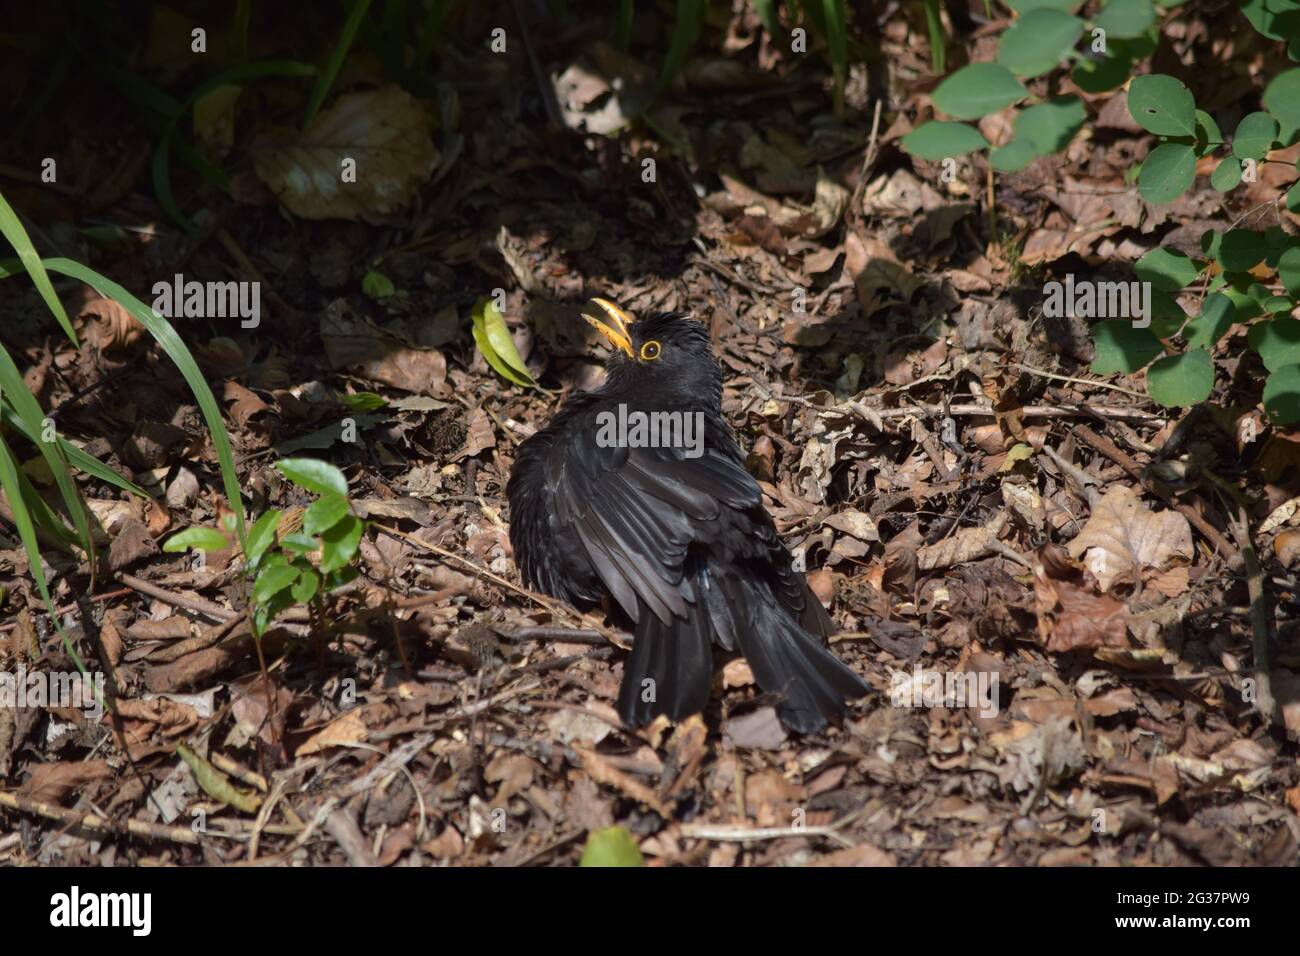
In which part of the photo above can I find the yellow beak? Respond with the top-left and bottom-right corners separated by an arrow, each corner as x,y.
582,298 -> 634,358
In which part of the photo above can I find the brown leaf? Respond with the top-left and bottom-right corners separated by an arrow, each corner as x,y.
20,759 -> 114,804
251,85 -> 438,221
1066,487 -> 1193,592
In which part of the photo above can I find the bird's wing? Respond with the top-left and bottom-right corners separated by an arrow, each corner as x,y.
551,416 -> 761,625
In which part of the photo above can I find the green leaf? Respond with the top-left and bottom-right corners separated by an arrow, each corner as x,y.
1145,349 -> 1214,407
1233,111 -> 1279,160
1194,109 -> 1223,156
1137,142 -> 1196,203
899,122 -> 989,159
1243,0 -> 1300,42
1091,320 -> 1166,374
933,63 -> 1027,119
472,296 -> 536,387
990,136 -> 1040,172
998,9 -> 1084,77
35,258 -> 246,548
0,192 -> 76,343
651,0 -> 706,103
1280,245 -> 1300,296
1127,74 -> 1197,137
320,514 -> 363,574
1134,247 -> 1200,291
245,509 -> 282,569
1094,0 -> 1156,39
1266,295 -> 1296,314
1182,293 -> 1235,350
1072,44 -> 1134,93
291,564 -> 321,603
579,826 -> 643,867
162,527 -> 230,554
1287,182 -> 1300,213
1014,96 -> 1087,153
1250,316 -> 1300,370
1218,229 -> 1267,272
1210,157 -> 1243,192
253,562 -> 300,605
304,493 -> 350,535
304,0 -> 372,125
1007,0 -> 1082,10
361,270 -> 395,299
280,531 -> 319,554
1264,69 -> 1300,140
276,458 -> 348,497
340,391 -> 386,412
1264,364 -> 1300,424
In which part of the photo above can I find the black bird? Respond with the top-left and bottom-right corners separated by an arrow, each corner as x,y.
507,299 -> 867,733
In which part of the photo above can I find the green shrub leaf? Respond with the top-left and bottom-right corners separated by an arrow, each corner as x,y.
1137,142 -> 1196,203
1218,229 -> 1268,272
304,493 -> 350,535
1264,363 -> 1300,424
1233,111 -> 1279,160
579,826 -> 643,867
320,514 -> 364,574
1016,96 -> 1087,153
1279,245 -> 1300,296
1210,157 -> 1243,192
900,121 -> 990,159
1182,293 -> 1235,350
1128,74 -> 1196,137
163,527 -> 230,554
933,63 -> 1027,119
1091,320 -> 1166,374
1134,247 -> 1200,291
998,9 -> 1084,77
1094,0 -> 1157,39
276,458 -> 348,498
1145,348 -> 1214,407
245,509 -> 282,569
1250,316 -> 1300,371
1264,69 -> 1300,139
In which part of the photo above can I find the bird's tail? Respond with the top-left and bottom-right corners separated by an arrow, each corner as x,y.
728,573 -> 869,733
616,595 -> 713,728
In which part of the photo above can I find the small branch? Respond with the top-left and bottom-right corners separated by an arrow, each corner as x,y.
1223,498 -> 1281,728
0,791 -> 200,846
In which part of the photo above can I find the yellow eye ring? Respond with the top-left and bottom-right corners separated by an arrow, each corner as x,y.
639,340 -> 661,361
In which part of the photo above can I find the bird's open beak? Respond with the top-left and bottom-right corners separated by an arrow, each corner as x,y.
582,298 -> 634,358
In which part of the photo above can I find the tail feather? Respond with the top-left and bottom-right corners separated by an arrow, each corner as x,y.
617,600 -> 712,727
731,576 -> 868,733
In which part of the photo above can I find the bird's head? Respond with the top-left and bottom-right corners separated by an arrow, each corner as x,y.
582,298 -> 723,406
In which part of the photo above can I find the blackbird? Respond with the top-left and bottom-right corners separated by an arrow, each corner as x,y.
507,299 -> 867,732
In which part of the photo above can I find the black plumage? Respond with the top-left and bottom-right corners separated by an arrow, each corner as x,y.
507,301 -> 867,733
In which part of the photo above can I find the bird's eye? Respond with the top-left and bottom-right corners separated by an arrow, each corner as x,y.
639,340 -> 661,361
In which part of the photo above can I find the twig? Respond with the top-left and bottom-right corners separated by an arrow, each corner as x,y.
115,572 -> 239,622
0,791 -> 200,845
1012,362 -> 1147,399
1222,496 -> 1281,728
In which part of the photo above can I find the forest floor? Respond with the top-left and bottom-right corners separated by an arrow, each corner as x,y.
1,2 -> 1297,866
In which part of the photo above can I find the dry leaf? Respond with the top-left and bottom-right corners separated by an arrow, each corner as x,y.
251,85 -> 438,221
1066,487 -> 1193,592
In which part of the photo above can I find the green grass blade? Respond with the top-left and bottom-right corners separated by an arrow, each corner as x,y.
0,191 -> 77,343
305,0 -> 373,126
822,0 -> 848,115
0,342 -> 95,561
0,431 -> 93,682
39,258 -> 247,548
651,0 -> 706,104
616,0 -> 635,50
923,0 -> 946,75
0,405 -> 148,498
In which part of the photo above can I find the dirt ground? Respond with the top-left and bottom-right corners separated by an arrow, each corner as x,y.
0,2 -> 1297,867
